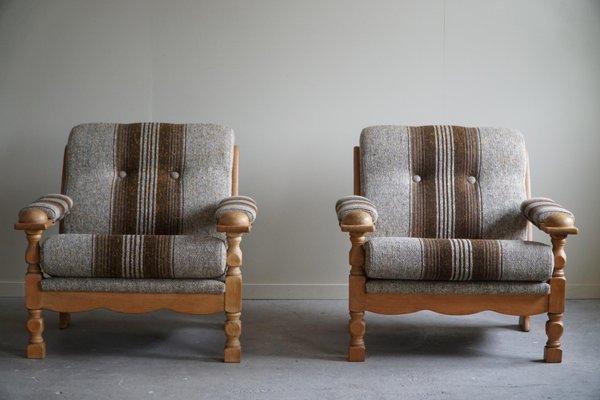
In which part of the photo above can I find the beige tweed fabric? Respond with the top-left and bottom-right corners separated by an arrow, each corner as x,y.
366,280 -> 550,296
215,196 -> 258,223
41,234 -> 226,279
40,278 -> 225,294
335,195 -> 378,224
19,194 -> 73,222
364,237 -> 553,281
521,197 -> 574,228
63,123 -> 234,235
360,125 -> 528,239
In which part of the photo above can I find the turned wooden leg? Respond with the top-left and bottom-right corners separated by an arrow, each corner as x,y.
519,316 -> 531,332
348,311 -> 366,361
224,312 -> 241,363
544,313 -> 564,363
27,309 -> 45,359
59,312 -> 71,329
23,228 -> 45,359
544,234 -> 567,363
347,229 -> 369,362
224,231 -> 243,363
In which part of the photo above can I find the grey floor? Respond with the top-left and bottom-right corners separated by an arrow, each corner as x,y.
0,299 -> 599,400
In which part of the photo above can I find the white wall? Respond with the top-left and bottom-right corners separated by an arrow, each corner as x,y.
1,0 -> 599,298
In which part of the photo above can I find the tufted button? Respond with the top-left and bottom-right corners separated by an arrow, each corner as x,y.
467,176 -> 477,184
412,175 -> 422,183
170,171 -> 180,179
118,170 -> 127,179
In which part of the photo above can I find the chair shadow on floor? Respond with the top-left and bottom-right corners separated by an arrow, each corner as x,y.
1,302 -> 539,362
0,308 -> 226,362
242,303 -> 533,362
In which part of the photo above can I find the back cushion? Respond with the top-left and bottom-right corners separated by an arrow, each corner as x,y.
360,125 -> 528,240
63,123 -> 233,235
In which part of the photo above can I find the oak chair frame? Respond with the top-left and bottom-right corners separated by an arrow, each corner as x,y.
15,146 -> 249,363
343,146 -> 578,362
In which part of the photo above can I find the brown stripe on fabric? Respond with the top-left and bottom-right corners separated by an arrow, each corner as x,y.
136,123 -> 160,234
92,235 -> 124,278
155,124 -> 185,234
452,126 -> 482,238
142,236 -> 175,278
421,238 -> 453,280
471,240 -> 502,280
126,235 -> 144,278
435,125 -> 455,238
450,239 -> 473,281
409,126 -> 438,238
525,202 -> 564,220
111,124 -> 142,234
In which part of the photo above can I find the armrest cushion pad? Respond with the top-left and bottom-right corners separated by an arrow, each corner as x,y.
521,197 -> 574,229
215,195 -> 257,224
19,194 -> 73,223
335,195 -> 378,224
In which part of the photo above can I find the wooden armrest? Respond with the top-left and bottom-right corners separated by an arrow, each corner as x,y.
15,209 -> 54,231
340,210 -> 375,233
217,210 -> 252,233
539,213 -> 579,236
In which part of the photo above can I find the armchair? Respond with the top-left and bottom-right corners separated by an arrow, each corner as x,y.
336,125 -> 577,362
15,123 -> 257,362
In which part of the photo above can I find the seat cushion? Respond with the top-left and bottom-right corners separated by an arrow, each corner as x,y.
366,280 -> 550,296
41,234 -> 226,279
364,237 -> 553,281
40,278 -> 225,294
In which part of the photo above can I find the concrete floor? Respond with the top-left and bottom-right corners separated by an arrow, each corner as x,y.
0,299 -> 598,400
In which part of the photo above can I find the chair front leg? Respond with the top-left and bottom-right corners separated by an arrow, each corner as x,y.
24,230 -> 45,359
348,232 -> 367,361
544,234 -> 567,363
224,232 -> 242,363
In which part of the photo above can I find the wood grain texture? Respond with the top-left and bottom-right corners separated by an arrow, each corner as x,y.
544,234 -> 568,363
42,291 -> 225,314
224,232 -> 243,363
26,309 -> 45,359
348,311 -> 366,361
23,229 -> 45,358
347,149 -> 368,361
525,151 -> 533,241
60,145 -> 68,234
232,145 -> 239,197
519,316 -> 531,332
365,294 -> 548,315
353,146 -> 360,196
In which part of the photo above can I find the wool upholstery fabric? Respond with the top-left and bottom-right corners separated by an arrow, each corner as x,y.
40,278 -> 225,294
19,194 -> 73,222
521,197 -> 574,229
41,234 -> 226,279
63,123 -> 234,235
364,237 -> 552,281
360,126 -> 528,239
215,196 -> 258,223
365,280 -> 550,296
335,195 -> 378,224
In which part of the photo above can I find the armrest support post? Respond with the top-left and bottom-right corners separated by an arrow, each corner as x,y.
342,210 -> 372,362
217,202 -> 255,363
217,211 -> 251,233
545,233 -> 568,362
